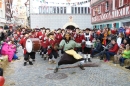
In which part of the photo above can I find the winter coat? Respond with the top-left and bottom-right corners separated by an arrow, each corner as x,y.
109,43 -> 119,53
1,42 -> 16,62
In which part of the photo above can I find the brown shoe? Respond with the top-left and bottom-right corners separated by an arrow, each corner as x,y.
52,60 -> 56,64
49,61 -> 53,64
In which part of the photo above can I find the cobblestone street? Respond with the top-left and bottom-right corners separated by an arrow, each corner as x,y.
4,48 -> 130,86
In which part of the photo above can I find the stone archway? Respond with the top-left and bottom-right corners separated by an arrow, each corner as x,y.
63,22 -> 79,30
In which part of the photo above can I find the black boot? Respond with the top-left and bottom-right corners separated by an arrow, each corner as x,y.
79,64 -> 85,70
54,68 -> 59,73
84,58 -> 87,63
88,58 -> 92,62
125,66 -> 130,69
29,61 -> 33,65
44,57 -> 46,60
24,62 -> 27,66
41,55 -> 43,58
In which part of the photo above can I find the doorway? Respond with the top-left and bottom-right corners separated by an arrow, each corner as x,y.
65,25 -> 75,30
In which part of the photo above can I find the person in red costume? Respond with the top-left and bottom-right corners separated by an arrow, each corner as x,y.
46,32 -> 58,64
37,27 -> 46,39
74,28 -> 83,55
20,33 -> 34,66
55,28 -> 62,44
40,29 -> 48,59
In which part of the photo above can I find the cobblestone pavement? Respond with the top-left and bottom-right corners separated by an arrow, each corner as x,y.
4,48 -> 130,86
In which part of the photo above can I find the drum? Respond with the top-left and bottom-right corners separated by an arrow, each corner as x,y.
86,41 -> 93,48
25,38 -> 41,53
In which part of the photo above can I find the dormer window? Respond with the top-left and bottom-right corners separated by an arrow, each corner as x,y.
105,1 -> 109,12
119,0 -> 124,7
98,5 -> 101,14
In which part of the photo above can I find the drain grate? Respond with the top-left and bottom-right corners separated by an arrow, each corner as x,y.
45,73 -> 68,80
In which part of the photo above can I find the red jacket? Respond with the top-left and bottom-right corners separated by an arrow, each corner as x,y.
109,43 -> 119,53
75,34 -> 81,43
20,37 -> 27,54
46,39 -> 57,55
37,31 -> 43,38
41,33 -> 46,40
41,40 -> 47,48
55,33 -> 62,44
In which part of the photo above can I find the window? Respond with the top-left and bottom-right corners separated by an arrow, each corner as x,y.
64,7 -> 66,14
57,7 -> 59,14
81,7 -> 84,14
75,7 -> 77,14
43,7 -> 46,14
105,1 -> 109,12
46,6 -> 49,14
54,7 -> 56,14
39,6 -> 42,14
119,0 -> 123,7
71,7 -> 74,14
98,6 -> 101,14
60,7 -> 63,14
93,8 -> 96,16
49,6 -> 52,14
78,7 -> 80,14
85,7 -> 87,14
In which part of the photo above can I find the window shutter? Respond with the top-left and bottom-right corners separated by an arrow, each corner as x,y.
115,0 -> 119,9
91,8 -> 93,16
88,7 -> 90,14
102,3 -> 105,13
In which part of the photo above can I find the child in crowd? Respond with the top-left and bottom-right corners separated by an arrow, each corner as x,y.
114,44 -> 125,64
119,44 -> 130,66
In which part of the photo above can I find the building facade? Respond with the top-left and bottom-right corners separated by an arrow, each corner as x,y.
91,0 -> 130,29
28,0 -> 92,30
12,0 -> 27,27
4,0 -> 13,24
0,0 -> 6,26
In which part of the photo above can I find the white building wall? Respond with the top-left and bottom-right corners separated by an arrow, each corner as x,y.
30,14 -> 92,29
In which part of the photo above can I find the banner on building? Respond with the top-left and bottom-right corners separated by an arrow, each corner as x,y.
34,0 -> 90,6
